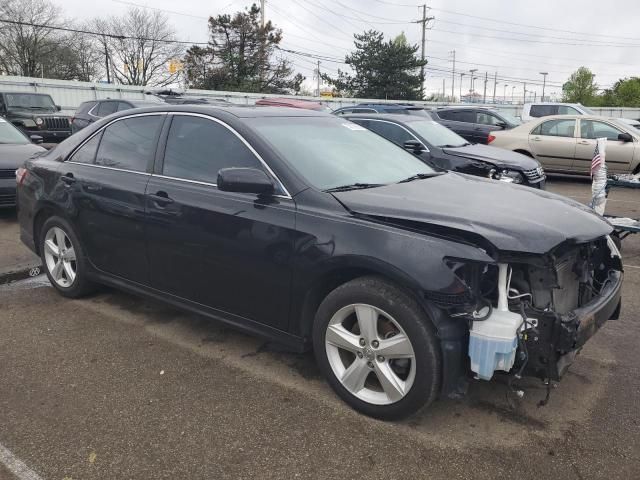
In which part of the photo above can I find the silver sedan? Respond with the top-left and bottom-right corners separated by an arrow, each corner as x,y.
489,115 -> 639,174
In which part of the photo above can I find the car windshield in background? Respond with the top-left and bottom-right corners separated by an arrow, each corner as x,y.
409,120 -> 468,148
497,111 -> 522,126
5,94 -> 55,110
0,119 -> 28,144
248,117 -> 435,190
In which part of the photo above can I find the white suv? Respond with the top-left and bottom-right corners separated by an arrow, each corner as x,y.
521,102 -> 594,123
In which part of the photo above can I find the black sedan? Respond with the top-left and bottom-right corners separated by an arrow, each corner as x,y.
0,119 -> 46,208
17,106 -> 622,420
344,114 -> 545,188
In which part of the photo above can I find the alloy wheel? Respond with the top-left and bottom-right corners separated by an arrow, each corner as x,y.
324,303 -> 416,405
43,226 -> 77,288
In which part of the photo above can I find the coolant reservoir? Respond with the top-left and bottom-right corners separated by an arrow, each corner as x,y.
468,264 -> 522,380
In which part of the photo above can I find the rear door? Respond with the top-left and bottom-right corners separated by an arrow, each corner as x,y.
145,113 -> 296,330
575,119 -> 636,174
436,110 -> 477,142
474,110 -> 506,144
62,113 -> 165,284
528,118 -> 577,171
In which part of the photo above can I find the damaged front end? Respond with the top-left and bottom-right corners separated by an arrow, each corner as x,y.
432,235 -> 623,390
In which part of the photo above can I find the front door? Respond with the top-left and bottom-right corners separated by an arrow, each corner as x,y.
528,118 -> 577,171
62,114 -> 165,284
145,113 -> 296,330
574,119 -> 636,174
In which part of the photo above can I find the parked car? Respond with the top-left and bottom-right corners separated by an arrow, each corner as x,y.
17,106 -> 622,420
333,103 -> 430,116
70,99 -> 164,134
489,114 -> 640,174
344,114 -> 545,188
617,117 -> 640,130
0,118 -> 46,208
429,106 -> 521,144
0,92 -> 71,142
149,91 -> 232,106
521,102 -> 594,123
255,97 -> 330,111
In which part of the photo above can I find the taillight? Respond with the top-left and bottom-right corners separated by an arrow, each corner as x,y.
487,134 -> 496,144
16,167 -> 28,186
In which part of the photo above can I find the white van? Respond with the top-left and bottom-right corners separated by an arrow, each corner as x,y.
521,102 -> 594,122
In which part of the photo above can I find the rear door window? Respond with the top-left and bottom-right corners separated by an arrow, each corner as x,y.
69,133 -> 102,164
365,120 -> 415,145
96,101 -> 118,117
439,110 -> 475,123
475,112 -> 504,126
531,119 -> 576,137
529,105 -> 557,117
95,115 -> 163,171
162,115 -> 264,184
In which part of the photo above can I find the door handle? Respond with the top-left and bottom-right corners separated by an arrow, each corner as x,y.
531,137 -> 542,142
60,173 -> 76,185
148,191 -> 174,206
578,140 -> 590,145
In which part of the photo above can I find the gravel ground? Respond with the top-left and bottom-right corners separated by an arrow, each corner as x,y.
0,177 -> 638,479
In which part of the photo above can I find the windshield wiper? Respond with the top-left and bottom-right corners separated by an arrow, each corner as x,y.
398,172 -> 443,183
324,183 -> 384,193
439,144 -> 468,148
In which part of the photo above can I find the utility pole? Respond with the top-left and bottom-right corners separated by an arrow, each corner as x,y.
442,78 -> 446,101
503,84 -> 508,103
469,68 -> 478,97
523,82 -> 527,104
316,60 -> 321,97
450,49 -> 455,100
259,0 -> 266,86
511,85 -> 515,103
416,5 -> 434,98
103,35 -> 110,84
483,72 -> 488,103
459,72 -> 465,102
540,72 -> 548,101
492,72 -> 497,103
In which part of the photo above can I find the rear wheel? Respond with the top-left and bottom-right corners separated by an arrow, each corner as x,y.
40,216 -> 95,297
313,276 -> 441,420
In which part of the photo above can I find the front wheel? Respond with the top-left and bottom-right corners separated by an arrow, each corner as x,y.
40,216 -> 95,298
313,276 -> 441,420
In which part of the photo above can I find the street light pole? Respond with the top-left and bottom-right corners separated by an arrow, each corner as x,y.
459,72 -> 465,101
469,69 -> 478,95
511,86 -> 515,103
540,72 -> 548,102
503,84 -> 508,103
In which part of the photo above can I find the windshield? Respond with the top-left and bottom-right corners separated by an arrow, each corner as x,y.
248,117 -> 435,190
5,93 -> 56,110
496,111 -> 522,126
409,120 -> 468,148
0,119 -> 29,144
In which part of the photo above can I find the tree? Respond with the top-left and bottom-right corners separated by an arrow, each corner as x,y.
562,67 -> 598,104
93,8 -> 184,86
322,30 -> 426,100
609,78 -> 640,107
0,0 -> 62,76
183,4 -> 304,93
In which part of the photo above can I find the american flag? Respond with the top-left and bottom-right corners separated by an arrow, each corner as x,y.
591,142 -> 603,176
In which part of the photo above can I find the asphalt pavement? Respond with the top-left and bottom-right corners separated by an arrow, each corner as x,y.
0,178 -> 639,479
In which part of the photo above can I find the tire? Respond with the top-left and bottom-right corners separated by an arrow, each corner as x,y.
312,276 -> 441,420
40,216 -> 95,298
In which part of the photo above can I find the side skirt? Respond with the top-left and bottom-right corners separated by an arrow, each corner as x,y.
89,271 -> 309,353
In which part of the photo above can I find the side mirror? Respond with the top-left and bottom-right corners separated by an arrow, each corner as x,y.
496,121 -> 507,129
403,140 -> 426,154
55,105 -> 61,111
29,134 -> 43,144
217,167 -> 275,195
618,132 -> 633,142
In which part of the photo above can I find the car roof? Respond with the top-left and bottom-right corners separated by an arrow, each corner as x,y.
105,104 -> 329,119
436,105 -> 497,110
254,98 -> 324,110
525,102 -> 581,106
341,113 -> 431,123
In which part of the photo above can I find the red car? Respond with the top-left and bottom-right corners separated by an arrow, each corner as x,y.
254,97 -> 330,111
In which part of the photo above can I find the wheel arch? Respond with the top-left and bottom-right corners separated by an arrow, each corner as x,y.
514,148 -> 535,158
32,202 -> 68,255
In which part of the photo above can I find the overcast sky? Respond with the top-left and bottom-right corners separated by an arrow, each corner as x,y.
53,0 -> 639,99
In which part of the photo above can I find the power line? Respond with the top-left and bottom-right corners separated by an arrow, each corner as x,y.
430,6 -> 640,42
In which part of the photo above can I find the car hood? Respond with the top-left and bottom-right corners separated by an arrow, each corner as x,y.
332,173 -> 611,255
0,143 -> 47,168
441,144 -> 540,170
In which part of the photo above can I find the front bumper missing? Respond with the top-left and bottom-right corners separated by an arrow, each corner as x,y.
525,270 -> 623,380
